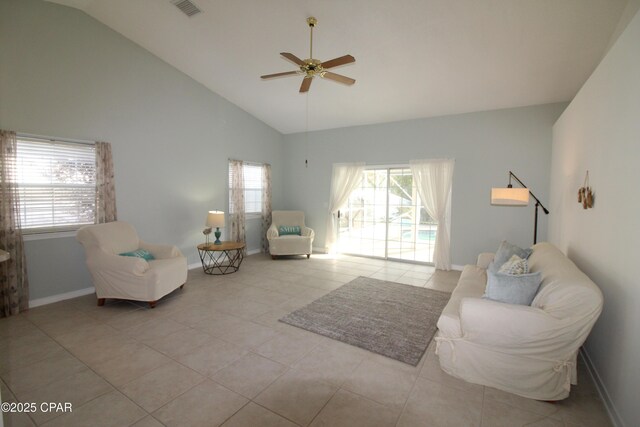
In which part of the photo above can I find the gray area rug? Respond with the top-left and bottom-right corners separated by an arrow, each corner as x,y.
279,276 -> 450,366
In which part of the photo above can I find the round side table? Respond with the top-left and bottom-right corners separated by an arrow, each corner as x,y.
197,242 -> 245,275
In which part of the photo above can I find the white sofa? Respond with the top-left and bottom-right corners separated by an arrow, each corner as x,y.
77,221 -> 187,308
435,242 -> 603,400
267,210 -> 315,259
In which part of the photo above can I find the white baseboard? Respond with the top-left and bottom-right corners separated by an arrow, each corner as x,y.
451,264 -> 464,271
580,348 -> 622,427
29,287 -> 96,308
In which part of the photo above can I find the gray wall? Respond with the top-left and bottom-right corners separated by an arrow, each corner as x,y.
550,9 -> 640,427
0,0 -> 284,300
282,103 -> 566,266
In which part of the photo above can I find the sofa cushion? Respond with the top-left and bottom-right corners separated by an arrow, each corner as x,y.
436,265 -> 486,338
484,270 -> 542,305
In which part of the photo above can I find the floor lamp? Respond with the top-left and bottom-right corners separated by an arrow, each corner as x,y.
491,171 -> 550,244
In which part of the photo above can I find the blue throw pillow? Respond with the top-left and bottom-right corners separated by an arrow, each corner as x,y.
119,249 -> 155,261
491,241 -> 532,272
484,270 -> 542,306
278,225 -> 301,236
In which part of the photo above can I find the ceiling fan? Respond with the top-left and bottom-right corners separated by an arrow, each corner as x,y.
261,17 -> 356,93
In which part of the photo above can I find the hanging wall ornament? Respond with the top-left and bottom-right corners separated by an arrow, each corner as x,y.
578,171 -> 594,209
586,187 -> 594,208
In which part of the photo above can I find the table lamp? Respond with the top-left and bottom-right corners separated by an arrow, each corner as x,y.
206,211 -> 225,245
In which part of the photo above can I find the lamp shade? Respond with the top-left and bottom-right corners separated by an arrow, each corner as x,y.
206,210 -> 225,228
491,188 -> 530,206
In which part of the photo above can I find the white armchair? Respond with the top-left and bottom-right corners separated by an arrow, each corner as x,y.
76,221 -> 187,308
267,211 -> 314,259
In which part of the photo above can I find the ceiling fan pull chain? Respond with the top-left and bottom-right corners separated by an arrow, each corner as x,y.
310,21 -> 313,60
305,90 -> 310,167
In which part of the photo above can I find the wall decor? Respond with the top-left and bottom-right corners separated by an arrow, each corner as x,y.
577,171 -> 594,209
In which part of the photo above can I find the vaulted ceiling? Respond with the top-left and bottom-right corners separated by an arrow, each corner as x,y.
47,0 -> 628,134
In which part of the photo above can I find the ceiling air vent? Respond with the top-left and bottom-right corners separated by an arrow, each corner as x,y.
171,0 -> 202,17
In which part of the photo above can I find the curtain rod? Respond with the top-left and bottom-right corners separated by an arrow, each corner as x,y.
228,158 -> 271,167
365,159 -> 455,169
364,163 -> 410,169
17,132 -> 95,146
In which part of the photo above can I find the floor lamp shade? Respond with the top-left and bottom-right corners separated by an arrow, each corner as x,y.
491,171 -> 549,245
491,188 -> 530,206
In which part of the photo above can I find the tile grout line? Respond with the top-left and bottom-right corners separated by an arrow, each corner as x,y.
250,400 -> 305,426
479,385 -> 486,427
391,357 -> 423,427
30,299 -> 237,425
16,319 -> 151,426
213,399 -> 252,427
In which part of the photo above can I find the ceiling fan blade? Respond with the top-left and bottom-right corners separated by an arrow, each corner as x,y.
322,71 -> 355,85
299,77 -> 312,93
321,54 -> 355,69
261,71 -> 299,79
281,52 -> 306,66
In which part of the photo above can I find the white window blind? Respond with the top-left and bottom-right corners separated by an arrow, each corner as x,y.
15,137 -> 96,233
228,162 -> 264,214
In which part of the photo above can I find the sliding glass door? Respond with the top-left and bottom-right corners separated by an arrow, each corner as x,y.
337,167 -> 437,263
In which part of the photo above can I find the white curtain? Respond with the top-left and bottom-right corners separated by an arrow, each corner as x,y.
229,159 -> 246,243
261,163 -> 272,253
325,162 -> 365,253
410,159 -> 455,270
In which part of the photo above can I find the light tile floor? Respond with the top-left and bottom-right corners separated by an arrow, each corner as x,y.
0,254 -> 611,427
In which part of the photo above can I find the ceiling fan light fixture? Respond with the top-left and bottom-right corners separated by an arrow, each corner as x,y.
260,17 -> 356,93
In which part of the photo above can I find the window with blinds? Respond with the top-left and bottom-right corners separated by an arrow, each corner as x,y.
15,137 -> 96,233
228,162 -> 264,215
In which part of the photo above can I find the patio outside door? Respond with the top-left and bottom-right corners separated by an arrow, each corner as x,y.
337,167 -> 437,263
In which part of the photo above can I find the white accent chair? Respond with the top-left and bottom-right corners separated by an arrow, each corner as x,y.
267,211 -> 314,259
77,221 -> 187,308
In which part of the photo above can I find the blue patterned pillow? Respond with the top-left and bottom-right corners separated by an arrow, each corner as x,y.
119,249 -> 155,261
278,225 -> 301,236
498,254 -> 529,275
